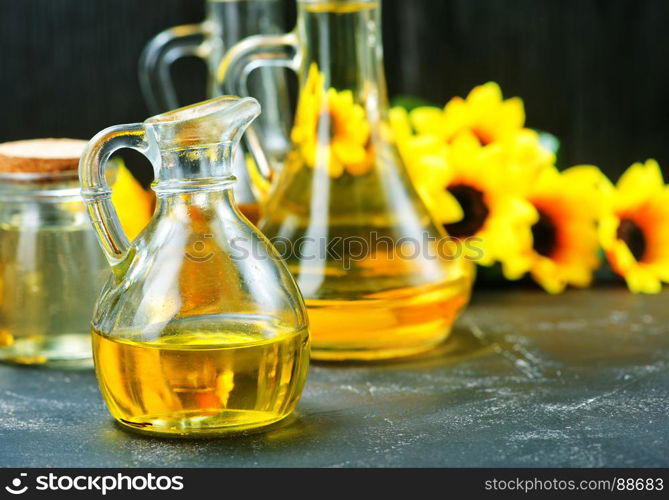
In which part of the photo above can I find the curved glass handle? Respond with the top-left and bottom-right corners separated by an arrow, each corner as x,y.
218,33 -> 300,199
139,22 -> 211,114
79,125 -> 158,274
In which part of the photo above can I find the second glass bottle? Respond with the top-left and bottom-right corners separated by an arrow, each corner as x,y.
220,0 -> 473,361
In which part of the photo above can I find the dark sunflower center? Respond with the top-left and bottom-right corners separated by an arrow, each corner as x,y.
443,184 -> 490,238
617,218 -> 646,261
317,111 -> 337,145
531,210 -> 558,257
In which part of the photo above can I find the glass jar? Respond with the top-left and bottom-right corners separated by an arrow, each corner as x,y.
0,140 -> 108,367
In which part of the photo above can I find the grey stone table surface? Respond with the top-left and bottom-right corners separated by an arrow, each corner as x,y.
1,288 -> 668,468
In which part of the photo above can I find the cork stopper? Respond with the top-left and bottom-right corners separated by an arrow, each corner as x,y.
0,138 -> 88,174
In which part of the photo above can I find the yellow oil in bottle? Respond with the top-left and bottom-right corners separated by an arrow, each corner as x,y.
306,279 -> 471,361
92,320 -> 310,437
262,210 -> 474,360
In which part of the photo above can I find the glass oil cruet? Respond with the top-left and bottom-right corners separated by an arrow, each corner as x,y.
219,0 -> 474,361
79,96 -> 310,437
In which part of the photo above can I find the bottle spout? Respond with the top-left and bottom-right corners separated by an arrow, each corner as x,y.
145,96 -> 261,151
144,96 -> 261,184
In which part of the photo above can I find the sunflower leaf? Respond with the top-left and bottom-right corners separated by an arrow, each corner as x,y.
391,95 -> 436,112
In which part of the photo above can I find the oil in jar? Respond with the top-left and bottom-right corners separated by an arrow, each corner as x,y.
306,279 -> 471,361
92,316 -> 310,437
0,222 -> 106,366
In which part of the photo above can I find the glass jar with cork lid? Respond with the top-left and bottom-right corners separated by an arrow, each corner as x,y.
0,139 -> 108,367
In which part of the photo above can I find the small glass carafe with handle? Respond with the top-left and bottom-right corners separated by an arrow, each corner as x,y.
79,96 -> 310,437
219,0 -> 473,361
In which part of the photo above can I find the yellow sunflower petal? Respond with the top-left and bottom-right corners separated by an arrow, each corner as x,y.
501,255 -> 532,281
111,163 -> 154,241
409,107 -> 445,136
389,107 -> 413,140
425,189 -> 464,225
564,263 -> 595,288
332,141 -> 366,167
410,154 -> 451,185
505,196 -> 540,224
441,97 -> 469,137
616,159 -> 664,210
531,257 -> 567,294
467,82 -> 503,113
561,164 -> 605,186
625,266 -> 662,294
325,151 -> 344,178
598,214 -> 620,249
449,130 -> 483,156
466,238 -> 495,266
498,97 -> 526,131
612,241 -> 637,273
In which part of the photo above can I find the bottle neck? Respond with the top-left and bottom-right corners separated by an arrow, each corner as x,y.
152,142 -> 242,224
154,183 -> 241,232
297,0 -> 389,117
152,143 -> 237,195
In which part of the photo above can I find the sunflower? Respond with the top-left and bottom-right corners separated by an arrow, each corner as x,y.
408,81 -> 525,146
290,64 -> 372,177
110,161 -> 155,241
599,159 -> 669,294
520,165 -> 605,294
391,107 -> 538,274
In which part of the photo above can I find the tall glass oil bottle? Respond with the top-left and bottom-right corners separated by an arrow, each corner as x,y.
219,0 -> 473,361
79,97 -> 310,436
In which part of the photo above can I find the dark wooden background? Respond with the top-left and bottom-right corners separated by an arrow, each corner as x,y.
1,0 -> 668,179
